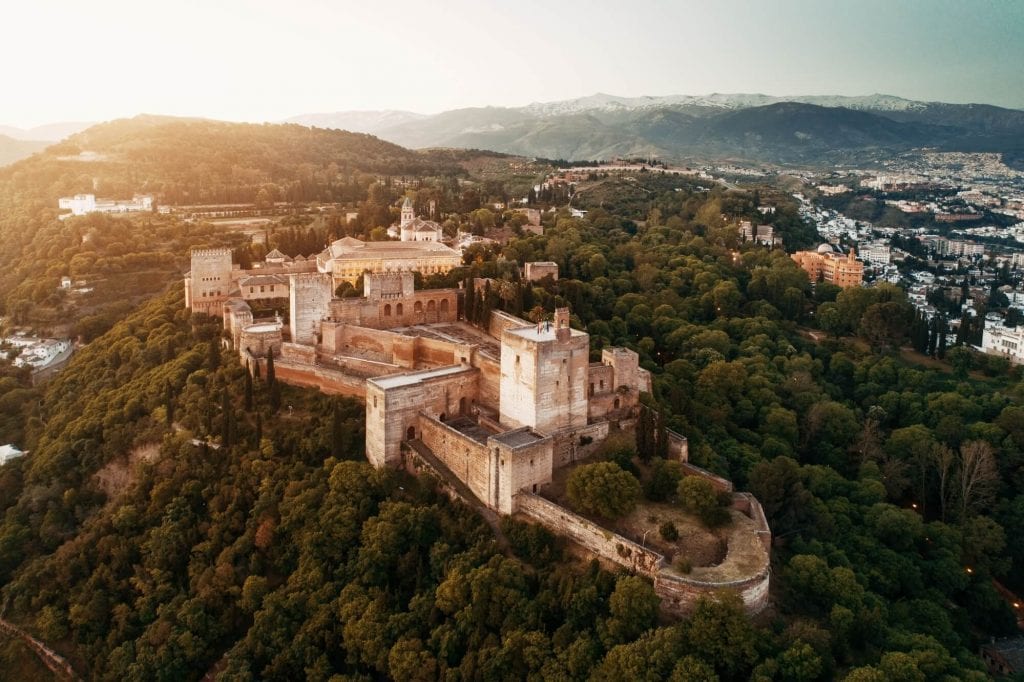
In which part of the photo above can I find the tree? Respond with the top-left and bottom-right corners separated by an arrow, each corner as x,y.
957,440 -> 999,519
604,576 -> 659,644
858,301 -> 911,352
244,370 -> 253,411
164,380 -> 175,427
678,476 -> 729,527
566,461 -> 641,519
644,459 -> 683,502
947,346 -> 972,379
817,302 -> 844,338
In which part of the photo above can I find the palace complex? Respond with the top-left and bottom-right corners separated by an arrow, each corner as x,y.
183,220 -> 771,615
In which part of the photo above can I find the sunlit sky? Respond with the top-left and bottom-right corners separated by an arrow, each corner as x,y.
3,0 -> 1023,128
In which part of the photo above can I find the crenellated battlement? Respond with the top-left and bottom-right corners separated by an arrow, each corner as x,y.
190,247 -> 233,259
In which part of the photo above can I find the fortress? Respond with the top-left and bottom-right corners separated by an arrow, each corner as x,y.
185,229 -> 771,615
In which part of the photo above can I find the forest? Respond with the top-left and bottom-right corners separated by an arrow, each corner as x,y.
0,120 -> 1022,680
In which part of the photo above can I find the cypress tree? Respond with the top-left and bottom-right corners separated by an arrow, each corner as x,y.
244,371 -> 253,412
164,380 -> 175,427
938,316 -> 948,359
255,412 -> 263,449
266,347 -> 276,386
465,277 -> 476,324
656,409 -> 670,460
207,337 -> 221,371
927,317 -> 938,357
221,387 -> 233,448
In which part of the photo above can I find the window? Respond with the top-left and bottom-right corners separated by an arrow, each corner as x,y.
384,304 -> 391,316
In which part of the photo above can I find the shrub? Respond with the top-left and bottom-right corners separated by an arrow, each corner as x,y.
659,521 -> 678,541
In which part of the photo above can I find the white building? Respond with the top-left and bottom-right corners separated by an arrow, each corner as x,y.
397,197 -> 443,242
859,241 -> 892,266
982,320 -> 1024,364
2,336 -> 72,370
0,444 -> 24,466
58,193 -> 153,218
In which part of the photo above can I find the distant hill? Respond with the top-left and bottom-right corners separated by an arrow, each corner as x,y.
282,110 -> 426,133
287,92 -> 1024,167
0,115 -> 468,208
0,135 -> 47,167
0,121 -> 93,141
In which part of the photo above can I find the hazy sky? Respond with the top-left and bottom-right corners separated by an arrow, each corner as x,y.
3,0 -> 1022,127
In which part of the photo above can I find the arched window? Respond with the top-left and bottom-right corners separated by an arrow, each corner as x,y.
397,303 -> 403,316
384,304 -> 391,316
439,299 -> 449,315
406,426 -> 415,441
414,301 -> 423,313
427,300 -> 436,312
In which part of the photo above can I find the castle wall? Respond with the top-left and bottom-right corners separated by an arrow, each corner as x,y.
551,422 -> 609,468
515,492 -> 663,573
365,366 -> 479,468
489,310 -> 531,338
279,342 -> 315,364
680,465 -> 733,493
472,351 -> 501,409
652,565 -> 771,616
515,491 -> 771,616
415,337 -> 457,367
272,359 -> 369,398
328,289 -> 457,329
417,414 -> 491,504
289,273 -> 333,345
321,324 -> 458,370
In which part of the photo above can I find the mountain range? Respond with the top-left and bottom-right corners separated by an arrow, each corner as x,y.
284,93 -> 1024,168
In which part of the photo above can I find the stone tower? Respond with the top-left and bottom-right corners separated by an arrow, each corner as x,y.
400,196 -> 415,228
186,248 -> 233,314
499,309 -> 589,434
288,273 -> 333,345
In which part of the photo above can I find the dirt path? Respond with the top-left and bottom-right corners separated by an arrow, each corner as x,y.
0,618 -> 79,681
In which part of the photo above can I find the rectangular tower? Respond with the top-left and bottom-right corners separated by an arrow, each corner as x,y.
187,248 -> 233,315
289,273 -> 333,346
499,308 -> 589,434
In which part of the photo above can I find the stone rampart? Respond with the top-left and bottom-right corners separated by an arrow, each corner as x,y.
489,309 -> 530,338
514,491 -> 770,616
272,359 -> 369,398
417,413 -> 491,504
680,463 -> 734,492
515,492 -> 663,574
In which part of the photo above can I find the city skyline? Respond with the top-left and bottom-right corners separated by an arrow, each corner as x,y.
2,0 -> 1023,128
